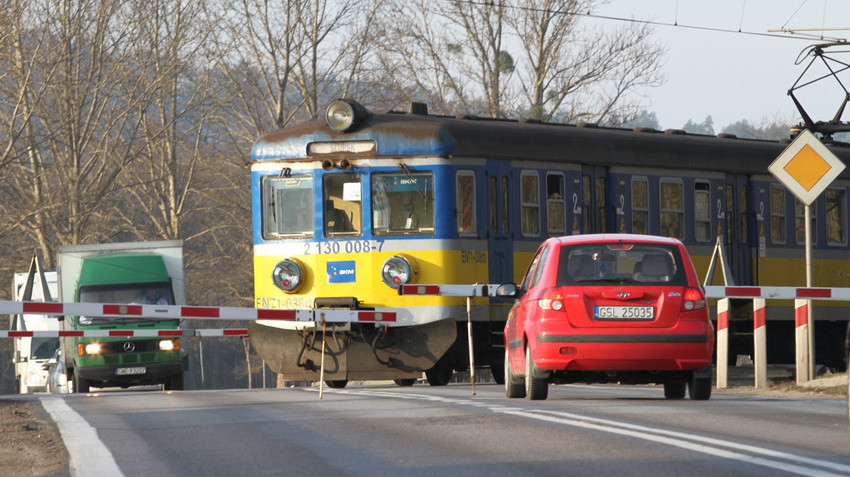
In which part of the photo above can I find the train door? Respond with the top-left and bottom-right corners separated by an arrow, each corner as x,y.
581,165 -> 609,233
487,160 -> 513,284
725,174 -> 752,285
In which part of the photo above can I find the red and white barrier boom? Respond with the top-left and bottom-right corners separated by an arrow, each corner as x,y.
0,300 -> 397,338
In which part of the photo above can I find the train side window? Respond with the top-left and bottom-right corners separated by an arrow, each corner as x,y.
489,177 -> 497,234
659,179 -> 684,240
324,173 -> 362,237
582,175 -> 591,233
520,171 -> 540,236
501,177 -> 509,234
596,177 -> 606,233
794,197 -> 817,245
826,188 -> 847,245
261,175 -> 314,239
770,185 -> 786,244
738,185 -> 748,244
371,172 -> 435,236
547,173 -> 565,236
694,181 -> 711,242
632,177 -> 648,234
725,185 -> 734,244
456,171 -> 476,234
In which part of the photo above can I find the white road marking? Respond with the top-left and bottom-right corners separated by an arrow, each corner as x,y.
39,396 -> 123,477
310,388 -> 849,476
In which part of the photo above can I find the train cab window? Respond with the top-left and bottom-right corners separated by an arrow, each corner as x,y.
456,171 -> 476,234
520,171 -> 540,236
261,175 -> 314,238
794,197 -> 816,245
660,180 -> 683,240
826,188 -> 847,245
770,185 -> 786,244
323,173 -> 362,237
546,173 -> 565,236
371,172 -> 434,235
632,178 -> 648,234
694,181 -> 711,242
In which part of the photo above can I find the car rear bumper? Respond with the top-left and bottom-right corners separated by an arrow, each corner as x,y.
528,321 -> 714,371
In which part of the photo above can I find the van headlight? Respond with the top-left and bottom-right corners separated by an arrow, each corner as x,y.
272,258 -> 305,293
381,254 -> 419,289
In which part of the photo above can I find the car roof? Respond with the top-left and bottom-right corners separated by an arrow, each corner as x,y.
549,234 -> 684,247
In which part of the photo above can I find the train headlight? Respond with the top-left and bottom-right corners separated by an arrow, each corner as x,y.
272,258 -> 305,293
325,99 -> 370,132
381,254 -> 419,289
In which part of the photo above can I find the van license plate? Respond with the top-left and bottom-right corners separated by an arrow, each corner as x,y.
116,367 -> 146,376
594,306 -> 654,320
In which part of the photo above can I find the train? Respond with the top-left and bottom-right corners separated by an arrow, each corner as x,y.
247,98 -> 850,386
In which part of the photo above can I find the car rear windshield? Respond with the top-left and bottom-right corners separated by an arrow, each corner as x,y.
556,243 -> 687,286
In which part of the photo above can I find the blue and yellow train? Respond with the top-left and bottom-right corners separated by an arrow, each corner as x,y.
247,99 -> 850,386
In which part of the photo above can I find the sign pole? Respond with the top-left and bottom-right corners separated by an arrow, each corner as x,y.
805,205 -> 814,379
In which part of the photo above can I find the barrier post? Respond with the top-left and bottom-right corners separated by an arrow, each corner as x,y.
794,299 -> 810,384
753,298 -> 767,389
715,298 -> 729,389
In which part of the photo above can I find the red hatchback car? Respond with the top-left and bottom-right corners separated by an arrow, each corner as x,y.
504,234 -> 714,400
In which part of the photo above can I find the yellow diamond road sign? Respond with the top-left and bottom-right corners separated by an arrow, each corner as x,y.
768,129 -> 846,206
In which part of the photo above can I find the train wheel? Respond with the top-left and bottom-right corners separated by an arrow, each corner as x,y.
504,349 -> 525,399
524,347 -> 548,401
393,379 -> 416,387
425,357 -> 453,386
688,372 -> 712,400
664,379 -> 686,399
324,380 -> 348,389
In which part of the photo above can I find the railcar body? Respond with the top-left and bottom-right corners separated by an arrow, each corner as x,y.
248,99 -> 850,384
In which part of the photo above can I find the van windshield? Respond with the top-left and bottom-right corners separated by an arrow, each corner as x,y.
78,282 -> 175,325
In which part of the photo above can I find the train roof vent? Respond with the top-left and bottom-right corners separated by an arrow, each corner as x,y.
520,117 -> 542,124
577,121 -> 598,128
456,113 -> 479,120
633,126 -> 658,133
664,129 -> 686,135
409,102 -> 428,115
716,133 -> 737,139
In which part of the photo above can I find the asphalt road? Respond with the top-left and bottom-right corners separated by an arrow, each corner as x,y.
40,383 -> 850,477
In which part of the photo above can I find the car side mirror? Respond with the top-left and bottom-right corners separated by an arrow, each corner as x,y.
495,283 -> 517,297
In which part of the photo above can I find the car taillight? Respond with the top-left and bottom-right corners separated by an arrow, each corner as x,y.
681,287 -> 706,311
538,289 -> 564,311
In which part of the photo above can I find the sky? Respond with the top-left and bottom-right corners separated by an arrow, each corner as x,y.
590,0 -> 850,131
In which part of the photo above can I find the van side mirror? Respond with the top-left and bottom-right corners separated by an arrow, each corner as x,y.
13,351 -> 23,363
495,283 -> 517,297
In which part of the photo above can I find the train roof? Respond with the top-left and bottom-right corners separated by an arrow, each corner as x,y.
252,102 -> 850,179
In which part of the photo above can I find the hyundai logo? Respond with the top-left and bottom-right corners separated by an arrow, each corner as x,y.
617,292 -> 631,298
123,341 -> 136,353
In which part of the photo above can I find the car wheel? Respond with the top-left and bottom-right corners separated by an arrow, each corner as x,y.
425,356 -> 454,386
504,348 -> 525,399
664,379 -> 686,399
524,347 -> 548,400
73,372 -> 90,394
688,371 -> 712,400
393,378 -> 416,387
490,361 -> 505,385
324,380 -> 348,389
164,373 -> 184,391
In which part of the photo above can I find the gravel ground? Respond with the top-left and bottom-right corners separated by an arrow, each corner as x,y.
0,382 -> 844,477
0,399 -> 68,477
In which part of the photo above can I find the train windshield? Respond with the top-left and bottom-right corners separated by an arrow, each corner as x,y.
372,172 -> 435,235
261,175 -> 314,238
324,173 -> 362,237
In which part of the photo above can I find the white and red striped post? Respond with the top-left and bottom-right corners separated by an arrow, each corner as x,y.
794,299 -> 810,385
715,298 -> 730,389
753,298 -> 767,389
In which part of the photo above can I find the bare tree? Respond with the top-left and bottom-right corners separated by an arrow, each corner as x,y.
507,0 -> 665,123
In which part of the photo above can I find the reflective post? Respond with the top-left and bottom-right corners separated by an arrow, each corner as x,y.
716,298 -> 729,389
795,299 -> 810,384
753,298 -> 767,389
